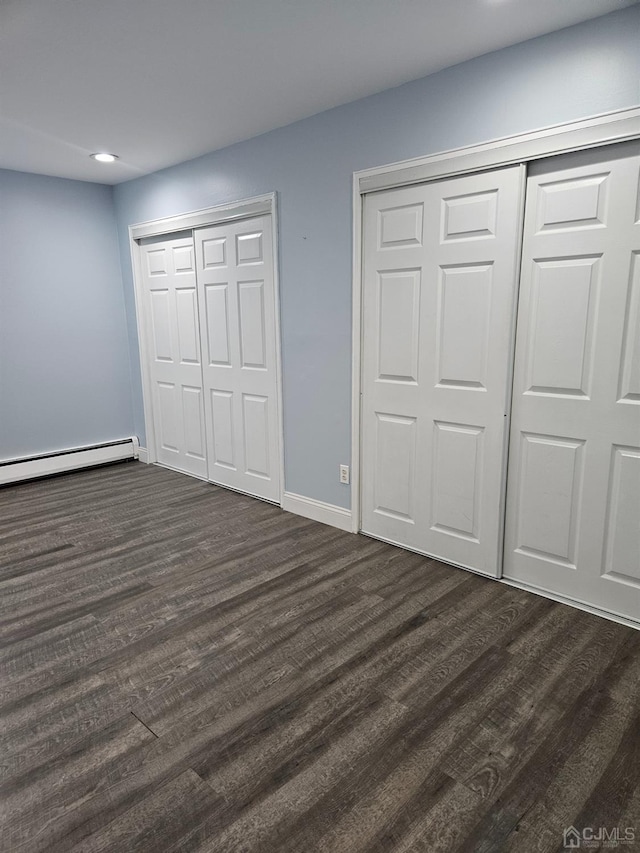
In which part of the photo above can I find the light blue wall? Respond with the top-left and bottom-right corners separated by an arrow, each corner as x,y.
114,6 -> 640,508
0,170 -> 134,460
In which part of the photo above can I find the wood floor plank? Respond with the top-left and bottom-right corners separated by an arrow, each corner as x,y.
131,586 -> 384,734
139,570 -> 473,742
504,700 -> 640,852
66,769 -> 220,853
253,646 -> 511,853
1,715 -> 156,853
441,612 -> 621,795
1,462 -> 638,853
454,685 -> 615,852
359,774 -> 480,853
195,693 -> 412,853
0,671 -> 133,779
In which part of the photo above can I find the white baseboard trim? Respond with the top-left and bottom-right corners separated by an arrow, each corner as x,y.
281,491 -> 353,533
0,438 -> 139,486
137,447 -> 149,464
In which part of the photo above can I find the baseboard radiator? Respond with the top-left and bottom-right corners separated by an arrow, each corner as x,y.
0,437 -> 140,486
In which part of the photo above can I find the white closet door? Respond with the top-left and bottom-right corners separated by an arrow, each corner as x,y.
361,166 -> 524,575
140,235 -> 207,478
504,142 -> 640,622
195,216 -> 280,502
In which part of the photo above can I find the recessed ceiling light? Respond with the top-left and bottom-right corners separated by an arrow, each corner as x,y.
90,152 -> 119,163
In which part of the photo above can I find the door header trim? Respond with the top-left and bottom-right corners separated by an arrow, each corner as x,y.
355,107 -> 640,195
130,193 -> 275,240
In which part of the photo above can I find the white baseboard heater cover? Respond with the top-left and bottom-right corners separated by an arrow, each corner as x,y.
0,437 -> 140,486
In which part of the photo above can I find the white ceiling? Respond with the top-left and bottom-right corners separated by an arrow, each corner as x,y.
0,0 -> 634,184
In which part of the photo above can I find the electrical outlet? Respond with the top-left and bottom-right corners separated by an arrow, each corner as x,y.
339,464 -> 350,484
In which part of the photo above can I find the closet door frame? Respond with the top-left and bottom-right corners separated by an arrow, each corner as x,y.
129,193 -> 286,503
351,106 -> 640,547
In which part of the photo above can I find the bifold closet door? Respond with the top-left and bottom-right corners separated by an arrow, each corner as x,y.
360,166 -> 524,575
195,215 -> 281,502
140,234 -> 207,478
504,143 -> 640,622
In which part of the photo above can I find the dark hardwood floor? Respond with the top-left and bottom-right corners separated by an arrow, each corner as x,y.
1,461 -> 639,853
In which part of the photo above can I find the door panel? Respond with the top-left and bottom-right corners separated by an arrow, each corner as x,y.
603,446 -> 640,584
377,270 -> 421,383
361,166 -> 524,575
437,264 -> 492,389
514,433 -> 585,567
150,290 -> 172,361
195,216 -> 280,501
243,394 -> 270,478
158,382 -> 179,453
176,288 -> 200,364
619,252 -> 640,403
374,413 -> 417,523
238,281 -> 266,369
441,189 -> 498,240
431,421 -> 483,542
182,386 -> 206,461
524,257 -> 599,397
211,390 -> 235,469
204,284 -> 231,366
140,235 -> 207,478
504,141 -> 640,622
